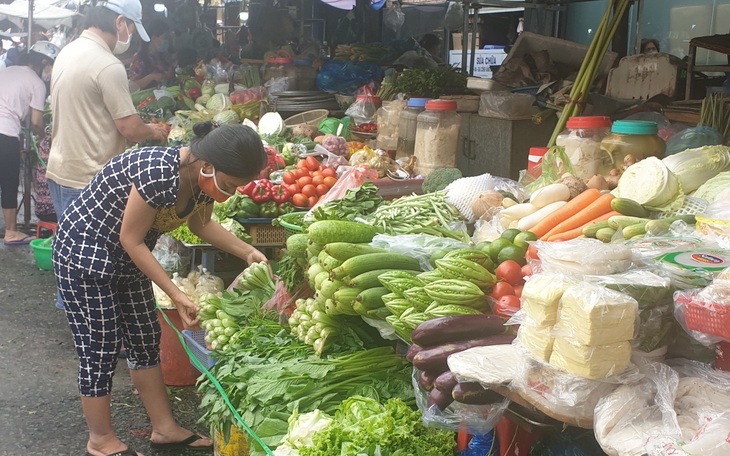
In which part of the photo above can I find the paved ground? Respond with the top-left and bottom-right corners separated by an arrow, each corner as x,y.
0,217 -> 212,456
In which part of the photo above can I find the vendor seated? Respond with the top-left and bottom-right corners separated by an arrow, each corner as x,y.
129,19 -> 175,89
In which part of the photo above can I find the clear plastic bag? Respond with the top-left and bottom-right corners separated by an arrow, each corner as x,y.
536,238 -> 633,276
383,2 -> 405,33
345,86 -> 378,123
674,285 -> 730,346
666,126 -> 724,155
412,369 -> 508,434
447,344 -> 520,388
479,91 -> 535,119
195,268 -> 224,296
152,235 -> 191,278
369,233 -> 470,270
444,1 -> 464,31
305,165 -> 378,218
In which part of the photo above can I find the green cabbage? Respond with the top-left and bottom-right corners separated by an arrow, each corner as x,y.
693,171 -> 730,203
662,145 -> 730,193
206,93 -> 231,112
212,109 -> 240,124
613,156 -> 684,212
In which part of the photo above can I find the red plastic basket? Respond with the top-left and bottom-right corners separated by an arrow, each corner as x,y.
677,294 -> 730,340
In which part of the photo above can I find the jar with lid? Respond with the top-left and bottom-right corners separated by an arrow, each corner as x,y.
262,50 -> 296,90
414,99 -> 461,176
293,57 -> 316,91
396,98 -> 430,159
599,120 -> 666,174
555,116 -> 612,179
376,99 -> 407,153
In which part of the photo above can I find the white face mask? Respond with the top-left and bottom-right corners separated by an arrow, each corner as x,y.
113,21 -> 131,55
41,64 -> 52,82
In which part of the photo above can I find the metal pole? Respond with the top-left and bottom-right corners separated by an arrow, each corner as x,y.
469,4 -> 477,77
22,0 -> 34,229
461,0 -> 468,76
634,0 -> 643,55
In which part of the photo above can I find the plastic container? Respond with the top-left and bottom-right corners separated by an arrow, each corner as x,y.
413,99 -> 461,176
29,238 -> 53,271
555,116 -> 612,179
262,50 -> 296,87
293,57 -> 316,91
376,100 -> 407,152
599,120 -> 666,175
157,309 -> 200,386
396,98 -> 429,159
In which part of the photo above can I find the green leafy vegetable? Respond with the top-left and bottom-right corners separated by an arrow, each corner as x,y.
393,66 -> 468,99
167,223 -> 204,245
277,253 -> 305,294
312,182 -> 383,222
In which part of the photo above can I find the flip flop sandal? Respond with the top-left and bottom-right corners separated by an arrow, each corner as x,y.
84,448 -> 140,456
4,234 -> 33,245
150,434 -> 212,451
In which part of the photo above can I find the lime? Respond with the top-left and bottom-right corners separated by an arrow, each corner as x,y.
475,241 -> 491,252
513,231 -> 538,249
497,244 -> 527,266
488,238 -> 513,263
501,228 -> 522,243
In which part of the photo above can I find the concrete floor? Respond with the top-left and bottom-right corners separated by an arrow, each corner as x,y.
0,213 -> 212,456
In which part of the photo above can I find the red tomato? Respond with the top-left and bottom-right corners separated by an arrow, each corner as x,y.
286,183 -> 300,195
294,168 -> 309,179
513,284 -> 523,298
296,159 -> 307,169
305,156 -> 320,172
323,176 -> 337,188
315,184 -> 329,196
321,167 -> 336,178
312,175 -> 324,186
318,165 -> 326,172
493,295 -> 521,318
490,281 -> 515,300
526,244 -> 539,260
301,184 -> 317,197
495,260 -> 524,286
292,193 -> 308,207
307,195 -> 319,207
297,176 -> 313,187
282,171 -> 296,185
521,264 -> 533,278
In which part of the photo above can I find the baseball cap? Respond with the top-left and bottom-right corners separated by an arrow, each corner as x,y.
97,0 -> 149,42
30,41 -> 61,60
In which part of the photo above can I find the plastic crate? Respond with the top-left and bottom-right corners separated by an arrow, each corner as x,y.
237,218 -> 287,247
677,294 -> 730,340
277,211 -> 307,238
182,329 -> 216,372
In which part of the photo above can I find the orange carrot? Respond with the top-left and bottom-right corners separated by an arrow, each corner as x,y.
546,210 -> 621,242
530,188 -> 602,239
541,193 -> 616,240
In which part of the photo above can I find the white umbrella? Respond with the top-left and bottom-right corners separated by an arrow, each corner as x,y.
0,0 -> 77,30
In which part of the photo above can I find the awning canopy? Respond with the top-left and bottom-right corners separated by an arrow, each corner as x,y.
317,0 -> 356,10
0,0 -> 78,30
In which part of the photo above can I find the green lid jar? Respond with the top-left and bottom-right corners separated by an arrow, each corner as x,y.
599,120 -> 666,174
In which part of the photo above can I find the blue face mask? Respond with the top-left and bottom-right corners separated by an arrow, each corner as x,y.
157,39 -> 170,53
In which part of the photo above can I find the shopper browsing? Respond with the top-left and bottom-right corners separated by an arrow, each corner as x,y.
0,41 -> 59,245
128,19 -> 175,90
53,122 -> 268,456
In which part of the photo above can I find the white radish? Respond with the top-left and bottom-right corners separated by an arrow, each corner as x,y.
529,183 -> 571,208
517,201 -> 568,231
500,202 -> 537,220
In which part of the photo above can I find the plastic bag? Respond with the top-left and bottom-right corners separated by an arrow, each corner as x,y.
361,316 -> 398,340
306,165 -> 377,218
412,368 -> 508,435
152,235 -> 191,278
479,91 -> 535,119
317,116 -> 350,137
521,146 -> 578,192
383,2 -> 405,33
195,268 -> 225,296
369,233 -> 470,270
316,60 -> 382,94
666,126 -> 724,155
674,286 -> 730,346
536,238 -> 633,276
681,412 -> 730,455
624,111 -> 676,142
444,1 -> 464,31
447,344 -> 520,388
345,86 -> 378,123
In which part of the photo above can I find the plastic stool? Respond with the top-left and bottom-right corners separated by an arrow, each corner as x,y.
36,220 -> 57,238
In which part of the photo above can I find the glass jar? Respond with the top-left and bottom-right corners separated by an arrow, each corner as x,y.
555,116 -> 612,179
293,57 -> 316,91
414,99 -> 461,176
396,98 -> 429,159
262,50 -> 296,90
376,100 -> 407,153
599,120 -> 666,174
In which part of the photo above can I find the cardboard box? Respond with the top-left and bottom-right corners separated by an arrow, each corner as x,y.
452,32 -> 480,51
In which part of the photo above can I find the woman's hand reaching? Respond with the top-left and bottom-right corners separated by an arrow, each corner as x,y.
172,292 -> 201,330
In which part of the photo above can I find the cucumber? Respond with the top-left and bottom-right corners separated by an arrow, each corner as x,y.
355,287 -> 390,310
611,197 -> 649,218
607,215 -> 651,230
623,221 -> 647,239
307,221 -> 377,245
583,220 -> 610,238
596,227 -> 617,243
348,269 -> 400,289
644,215 -> 696,236
331,253 -> 421,280
324,242 -> 386,261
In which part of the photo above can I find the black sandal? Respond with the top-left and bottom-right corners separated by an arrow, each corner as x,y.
85,448 -> 140,456
150,434 -> 212,451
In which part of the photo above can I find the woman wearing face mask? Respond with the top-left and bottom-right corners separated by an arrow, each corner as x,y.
129,19 -> 175,90
0,41 -> 59,245
53,121 -> 267,456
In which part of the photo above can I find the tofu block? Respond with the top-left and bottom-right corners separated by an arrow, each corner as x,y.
550,336 -> 631,379
521,274 -> 576,326
518,324 -> 554,361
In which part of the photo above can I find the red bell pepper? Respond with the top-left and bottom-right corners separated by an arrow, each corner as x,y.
271,185 -> 290,204
251,181 -> 272,203
238,181 -> 257,197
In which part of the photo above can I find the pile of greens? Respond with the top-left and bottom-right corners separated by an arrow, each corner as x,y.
199,344 -> 414,453
312,182 -> 383,222
168,224 -> 204,245
276,253 -> 305,294
393,66 -> 468,98
275,396 -> 455,456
